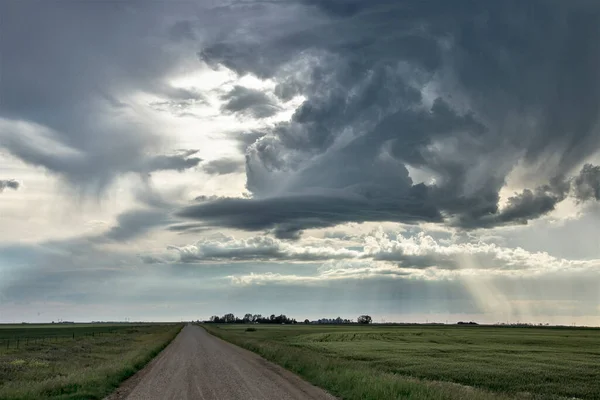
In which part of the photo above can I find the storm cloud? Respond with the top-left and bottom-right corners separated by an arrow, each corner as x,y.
174,0 -> 600,237
177,192 -> 442,239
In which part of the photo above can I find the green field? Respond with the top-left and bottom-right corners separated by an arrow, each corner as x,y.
203,324 -> 600,400
0,323 -> 182,400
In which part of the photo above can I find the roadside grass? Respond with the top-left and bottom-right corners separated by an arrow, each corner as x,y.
0,323 -> 182,400
203,324 -> 600,400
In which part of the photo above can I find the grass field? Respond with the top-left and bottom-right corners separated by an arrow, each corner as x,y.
203,324 -> 600,400
0,323 -> 183,400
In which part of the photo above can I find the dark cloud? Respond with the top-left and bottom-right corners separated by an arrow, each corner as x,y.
573,164 -> 600,202
193,195 -> 225,202
461,165 -> 600,228
179,0 -> 600,236
100,209 -> 171,242
167,223 -> 208,233
455,178 -> 571,229
143,150 -> 202,173
202,158 -> 244,175
0,180 -> 19,192
235,130 -> 267,153
0,2 -> 206,192
177,192 -> 441,239
4,0 -> 600,235
75,208 -> 173,245
220,86 -> 281,118
496,183 -> 569,225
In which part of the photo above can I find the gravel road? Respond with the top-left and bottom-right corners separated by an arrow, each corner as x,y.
106,324 -> 336,400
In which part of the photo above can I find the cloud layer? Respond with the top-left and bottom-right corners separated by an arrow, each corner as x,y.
174,0 -> 600,237
168,233 -> 359,262
156,228 -> 599,282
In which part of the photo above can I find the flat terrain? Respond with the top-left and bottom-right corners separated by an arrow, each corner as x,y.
107,324 -> 335,400
204,324 -> 600,400
0,323 -> 182,400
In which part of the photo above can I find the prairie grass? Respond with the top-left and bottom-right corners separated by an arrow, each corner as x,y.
0,323 -> 182,400
203,324 -> 600,400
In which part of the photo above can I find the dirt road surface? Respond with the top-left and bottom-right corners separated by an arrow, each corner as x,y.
106,324 -> 336,400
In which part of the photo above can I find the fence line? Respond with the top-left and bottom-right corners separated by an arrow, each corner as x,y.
0,329 -> 120,350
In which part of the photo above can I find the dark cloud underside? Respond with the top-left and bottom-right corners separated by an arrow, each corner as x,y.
177,192 -> 441,239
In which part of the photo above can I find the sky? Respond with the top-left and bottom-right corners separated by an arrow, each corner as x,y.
1,0 -> 600,325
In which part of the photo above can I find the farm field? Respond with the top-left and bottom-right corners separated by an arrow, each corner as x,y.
0,323 -> 182,400
203,324 -> 600,400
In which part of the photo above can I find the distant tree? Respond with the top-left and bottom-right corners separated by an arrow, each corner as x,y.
277,314 -> 288,324
223,313 -> 236,323
304,319 -> 310,324
206,312 -> 303,324
357,315 -> 372,324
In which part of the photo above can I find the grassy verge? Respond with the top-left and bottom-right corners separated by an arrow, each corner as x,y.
0,323 -> 183,400
203,324 -> 600,400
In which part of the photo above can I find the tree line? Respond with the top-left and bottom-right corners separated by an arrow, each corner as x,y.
208,314 -> 298,324
205,313 -> 373,325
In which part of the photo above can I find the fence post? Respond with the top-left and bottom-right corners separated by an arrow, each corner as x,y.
72,332 -> 75,340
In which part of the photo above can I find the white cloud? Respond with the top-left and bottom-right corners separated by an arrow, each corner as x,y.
168,233 -> 361,262
363,228 -> 599,274
153,227 -> 600,283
